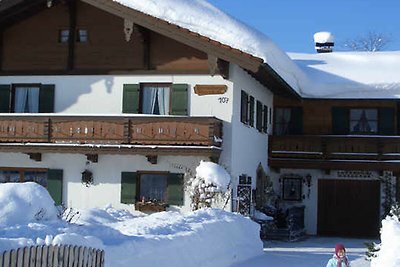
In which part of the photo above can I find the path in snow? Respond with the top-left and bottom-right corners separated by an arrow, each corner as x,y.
231,236 -> 377,267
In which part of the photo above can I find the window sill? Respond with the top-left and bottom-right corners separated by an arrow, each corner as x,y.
136,201 -> 168,213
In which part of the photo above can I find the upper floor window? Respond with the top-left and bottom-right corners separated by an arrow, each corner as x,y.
14,86 -> 40,113
141,84 -> 170,115
332,107 -> 394,135
350,109 -> 378,134
59,30 -> 69,43
77,29 -> 88,43
0,84 -> 55,113
274,107 -> 303,135
122,83 -> 188,115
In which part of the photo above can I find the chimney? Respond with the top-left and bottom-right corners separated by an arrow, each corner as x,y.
313,32 -> 334,53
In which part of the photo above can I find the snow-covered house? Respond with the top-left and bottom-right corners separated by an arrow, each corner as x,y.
268,51 -> 400,238
0,0 -> 295,213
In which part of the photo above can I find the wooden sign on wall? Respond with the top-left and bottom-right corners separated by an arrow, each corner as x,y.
194,85 -> 228,96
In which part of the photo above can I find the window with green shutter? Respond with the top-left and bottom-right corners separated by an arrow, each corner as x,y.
0,85 -> 11,113
240,90 -> 248,124
122,84 -> 140,114
263,105 -> 268,133
256,100 -> 263,132
47,169 -> 63,206
332,107 -> 349,135
171,84 -> 188,115
249,96 -> 255,127
167,173 -> 184,206
39,84 -> 55,113
121,172 -> 137,204
378,107 -> 395,135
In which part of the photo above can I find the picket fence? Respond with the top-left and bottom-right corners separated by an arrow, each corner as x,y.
0,245 -> 105,267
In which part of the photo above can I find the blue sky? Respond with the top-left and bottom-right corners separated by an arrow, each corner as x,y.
207,0 -> 400,53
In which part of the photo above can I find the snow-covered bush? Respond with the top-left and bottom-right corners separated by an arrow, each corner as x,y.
371,204 -> 400,266
185,161 -> 231,211
0,182 -> 58,225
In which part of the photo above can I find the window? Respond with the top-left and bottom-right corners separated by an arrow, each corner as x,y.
240,90 -> 249,124
263,105 -> 268,133
0,169 -> 47,187
59,30 -> 69,43
0,84 -> 55,113
282,177 -> 302,201
349,108 -> 378,134
13,86 -> 40,113
256,100 -> 263,131
141,84 -> 171,115
274,107 -> 303,135
249,96 -> 255,127
123,84 -> 188,115
120,172 -> 184,206
77,29 -> 88,43
140,173 -> 168,202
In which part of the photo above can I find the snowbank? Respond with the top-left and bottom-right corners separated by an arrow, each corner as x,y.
371,216 -> 400,267
0,182 -> 58,225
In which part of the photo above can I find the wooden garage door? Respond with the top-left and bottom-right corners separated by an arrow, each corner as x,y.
318,179 -> 380,238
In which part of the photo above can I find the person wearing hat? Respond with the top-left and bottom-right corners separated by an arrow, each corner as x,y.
326,243 -> 351,267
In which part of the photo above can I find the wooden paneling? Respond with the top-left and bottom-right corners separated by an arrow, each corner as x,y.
74,1 -> 144,70
318,179 -> 380,238
149,31 -> 208,71
2,4 -> 69,71
274,97 -> 397,135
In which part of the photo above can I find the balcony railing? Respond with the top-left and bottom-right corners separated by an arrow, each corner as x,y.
0,115 -> 222,147
269,135 -> 400,162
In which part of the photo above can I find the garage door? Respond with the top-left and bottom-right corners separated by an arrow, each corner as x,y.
318,179 -> 380,238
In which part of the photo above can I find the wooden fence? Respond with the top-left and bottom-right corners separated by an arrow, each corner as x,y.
0,245 -> 105,267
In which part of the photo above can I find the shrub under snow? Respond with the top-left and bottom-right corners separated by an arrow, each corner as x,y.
0,182 -> 58,225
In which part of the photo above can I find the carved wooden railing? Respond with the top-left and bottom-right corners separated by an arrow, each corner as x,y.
269,135 -> 400,161
0,116 -> 222,147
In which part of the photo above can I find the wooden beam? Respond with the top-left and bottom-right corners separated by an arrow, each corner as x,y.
28,153 -> 42,162
86,154 -> 98,163
146,155 -> 157,164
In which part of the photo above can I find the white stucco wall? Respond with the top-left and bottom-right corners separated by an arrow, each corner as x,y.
229,65 -> 273,189
0,152 -> 208,211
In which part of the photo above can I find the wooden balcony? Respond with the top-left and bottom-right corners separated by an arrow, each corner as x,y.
269,135 -> 400,172
0,115 -> 222,158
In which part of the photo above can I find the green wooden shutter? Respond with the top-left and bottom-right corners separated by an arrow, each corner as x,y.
249,96 -> 255,127
121,172 -> 137,204
379,107 -> 395,135
332,107 -> 349,134
240,90 -> 248,124
47,169 -> 63,205
263,105 -> 268,133
171,84 -> 188,115
290,107 -> 303,134
256,100 -> 263,131
122,84 -> 140,114
39,84 -> 55,113
0,84 -> 11,113
167,173 -> 184,206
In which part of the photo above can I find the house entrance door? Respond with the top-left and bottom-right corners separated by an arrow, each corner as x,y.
317,179 -> 380,238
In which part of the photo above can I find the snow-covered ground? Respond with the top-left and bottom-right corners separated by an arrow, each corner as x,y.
0,182 -> 399,267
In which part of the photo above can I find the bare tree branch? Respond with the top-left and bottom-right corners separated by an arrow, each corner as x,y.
343,31 -> 391,52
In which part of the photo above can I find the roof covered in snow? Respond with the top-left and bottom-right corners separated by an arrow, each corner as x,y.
289,51 -> 400,99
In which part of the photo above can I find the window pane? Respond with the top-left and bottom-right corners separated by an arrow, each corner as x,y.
25,171 -> 47,187
274,108 -> 291,135
14,87 -> 39,113
0,171 -> 20,183
59,30 -> 69,43
142,86 -> 170,115
77,30 -> 88,43
350,109 -> 378,133
140,174 -> 167,202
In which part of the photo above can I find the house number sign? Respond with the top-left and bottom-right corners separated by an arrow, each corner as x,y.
218,97 -> 229,104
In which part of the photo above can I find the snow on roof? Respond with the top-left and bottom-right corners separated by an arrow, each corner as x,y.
114,0 -> 308,95
289,51 -> 400,99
